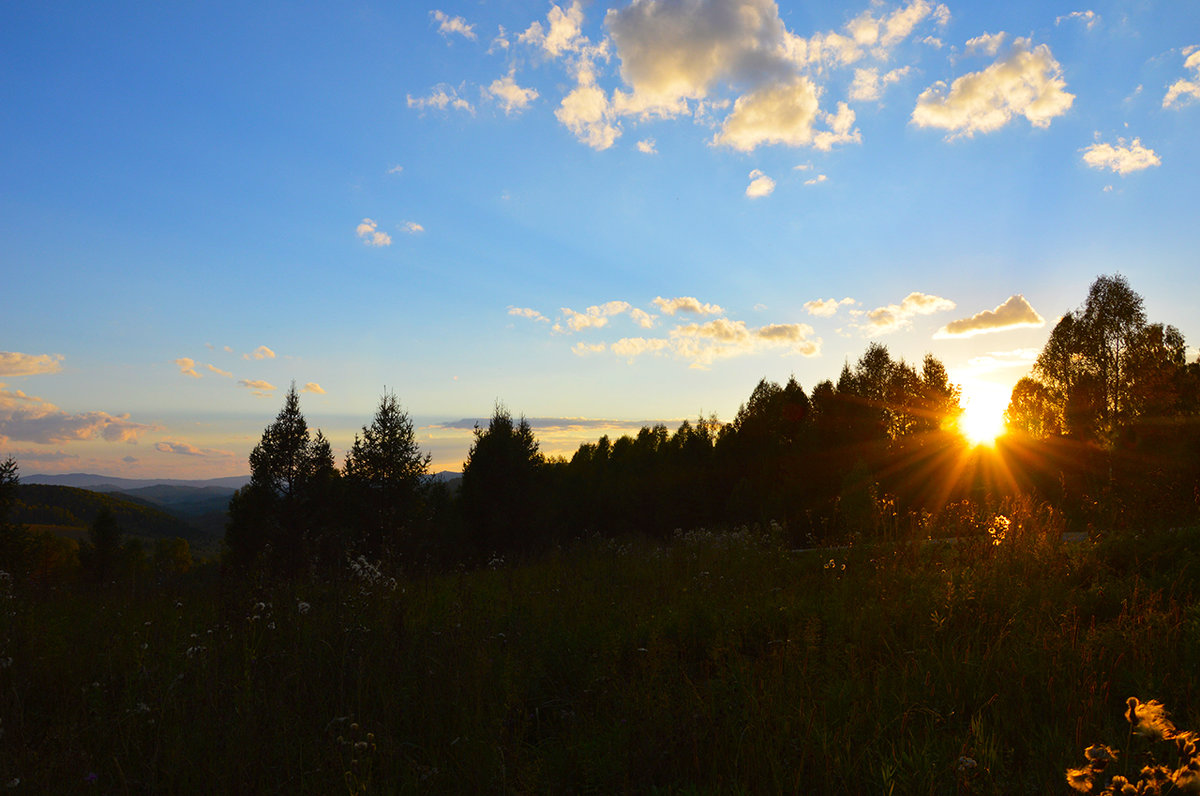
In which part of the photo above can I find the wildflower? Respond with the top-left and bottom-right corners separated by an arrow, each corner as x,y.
956,756 -> 977,774
1066,765 -> 1094,792
1084,743 -> 1118,764
1127,697 -> 1177,741
297,601 -> 311,615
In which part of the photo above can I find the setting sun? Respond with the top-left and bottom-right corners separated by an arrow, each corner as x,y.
959,384 -> 1010,446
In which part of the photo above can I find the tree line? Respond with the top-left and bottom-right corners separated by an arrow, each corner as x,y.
217,275 -> 1200,575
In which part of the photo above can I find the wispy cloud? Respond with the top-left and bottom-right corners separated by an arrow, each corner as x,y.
1081,137 -> 1161,175
301,382 -> 325,394
557,301 -> 631,332
407,84 -> 475,114
431,10 -> 476,41
155,440 -> 235,458
175,357 -> 201,378
804,174 -> 828,186
1163,48 -> 1200,108
636,138 -> 657,154
1055,10 -> 1099,30
518,0 -> 586,58
356,218 -> 392,247
857,292 -> 955,336
487,72 -> 539,115
238,379 -> 277,397
387,164 -> 404,175
399,221 -> 424,234
206,364 -> 232,377
244,346 -> 275,361
934,294 -> 1045,338
912,37 -> 1074,138
509,306 -> 550,323
849,66 -> 912,102
0,384 -> 157,444
0,352 -> 64,377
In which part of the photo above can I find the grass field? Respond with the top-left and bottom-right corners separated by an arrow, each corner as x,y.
3,510 -> 1199,793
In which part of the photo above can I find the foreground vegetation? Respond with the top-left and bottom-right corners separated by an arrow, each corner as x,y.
4,509 -> 1199,793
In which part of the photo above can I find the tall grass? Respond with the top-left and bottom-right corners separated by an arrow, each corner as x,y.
3,513 -> 1199,793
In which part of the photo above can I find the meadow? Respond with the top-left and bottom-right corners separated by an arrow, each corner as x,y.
3,503 -> 1199,794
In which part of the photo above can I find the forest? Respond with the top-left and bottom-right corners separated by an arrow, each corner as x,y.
2,273 -> 1200,793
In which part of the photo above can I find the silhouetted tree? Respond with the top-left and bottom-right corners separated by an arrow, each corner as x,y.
225,384 -> 336,574
86,506 -> 122,584
344,391 -> 431,558
0,456 -> 19,568
459,404 -> 545,556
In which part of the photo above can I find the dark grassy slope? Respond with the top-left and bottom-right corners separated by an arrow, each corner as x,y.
3,518 -> 1198,793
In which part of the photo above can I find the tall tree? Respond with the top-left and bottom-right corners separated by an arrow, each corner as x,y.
343,391 -> 431,557
0,456 -> 20,568
225,384 -> 334,574
459,404 -> 544,555
1081,273 -> 1147,433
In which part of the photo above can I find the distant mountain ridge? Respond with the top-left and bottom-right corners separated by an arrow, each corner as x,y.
23,473 -> 251,490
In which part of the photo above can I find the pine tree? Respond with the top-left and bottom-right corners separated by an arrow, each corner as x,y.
344,391 -> 431,558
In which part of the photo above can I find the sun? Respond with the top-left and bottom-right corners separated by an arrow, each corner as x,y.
958,383 -> 1010,447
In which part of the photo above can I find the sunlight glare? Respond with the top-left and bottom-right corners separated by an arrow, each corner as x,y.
959,383 -> 1009,446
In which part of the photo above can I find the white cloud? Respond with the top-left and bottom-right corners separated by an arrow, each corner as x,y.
912,37 -> 1074,138
858,291 -> 955,336
571,341 -> 608,356
609,337 -> 669,361
301,382 -> 325,394
745,168 -> 776,198
0,384 -> 157,444
804,174 -> 828,185
934,294 -> 1045,338
387,164 -> 404,175
558,301 -> 632,332
713,77 -> 821,152
804,297 -> 855,317
508,306 -> 550,323
964,31 -> 1006,56
356,218 -> 392,247
636,138 -> 657,154
431,10 -> 476,41
556,76 -> 621,150
668,318 -> 820,367
812,102 -> 861,151
1055,10 -> 1099,30
400,221 -> 425,234
849,66 -> 911,102
487,73 -> 539,115
175,357 -> 200,378
205,364 -> 232,378
488,25 -> 511,54
238,379 -> 277,397
652,296 -> 724,316
244,345 -> 275,361
1164,48 -> 1200,108
629,308 -> 657,328
520,1 -> 586,58
407,84 -> 475,114
1081,137 -> 1161,175
0,352 -> 63,377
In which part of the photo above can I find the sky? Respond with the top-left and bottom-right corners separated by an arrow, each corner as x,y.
1,0 -> 1198,479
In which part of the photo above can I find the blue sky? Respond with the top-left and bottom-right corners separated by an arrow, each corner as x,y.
2,0 -> 1198,477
